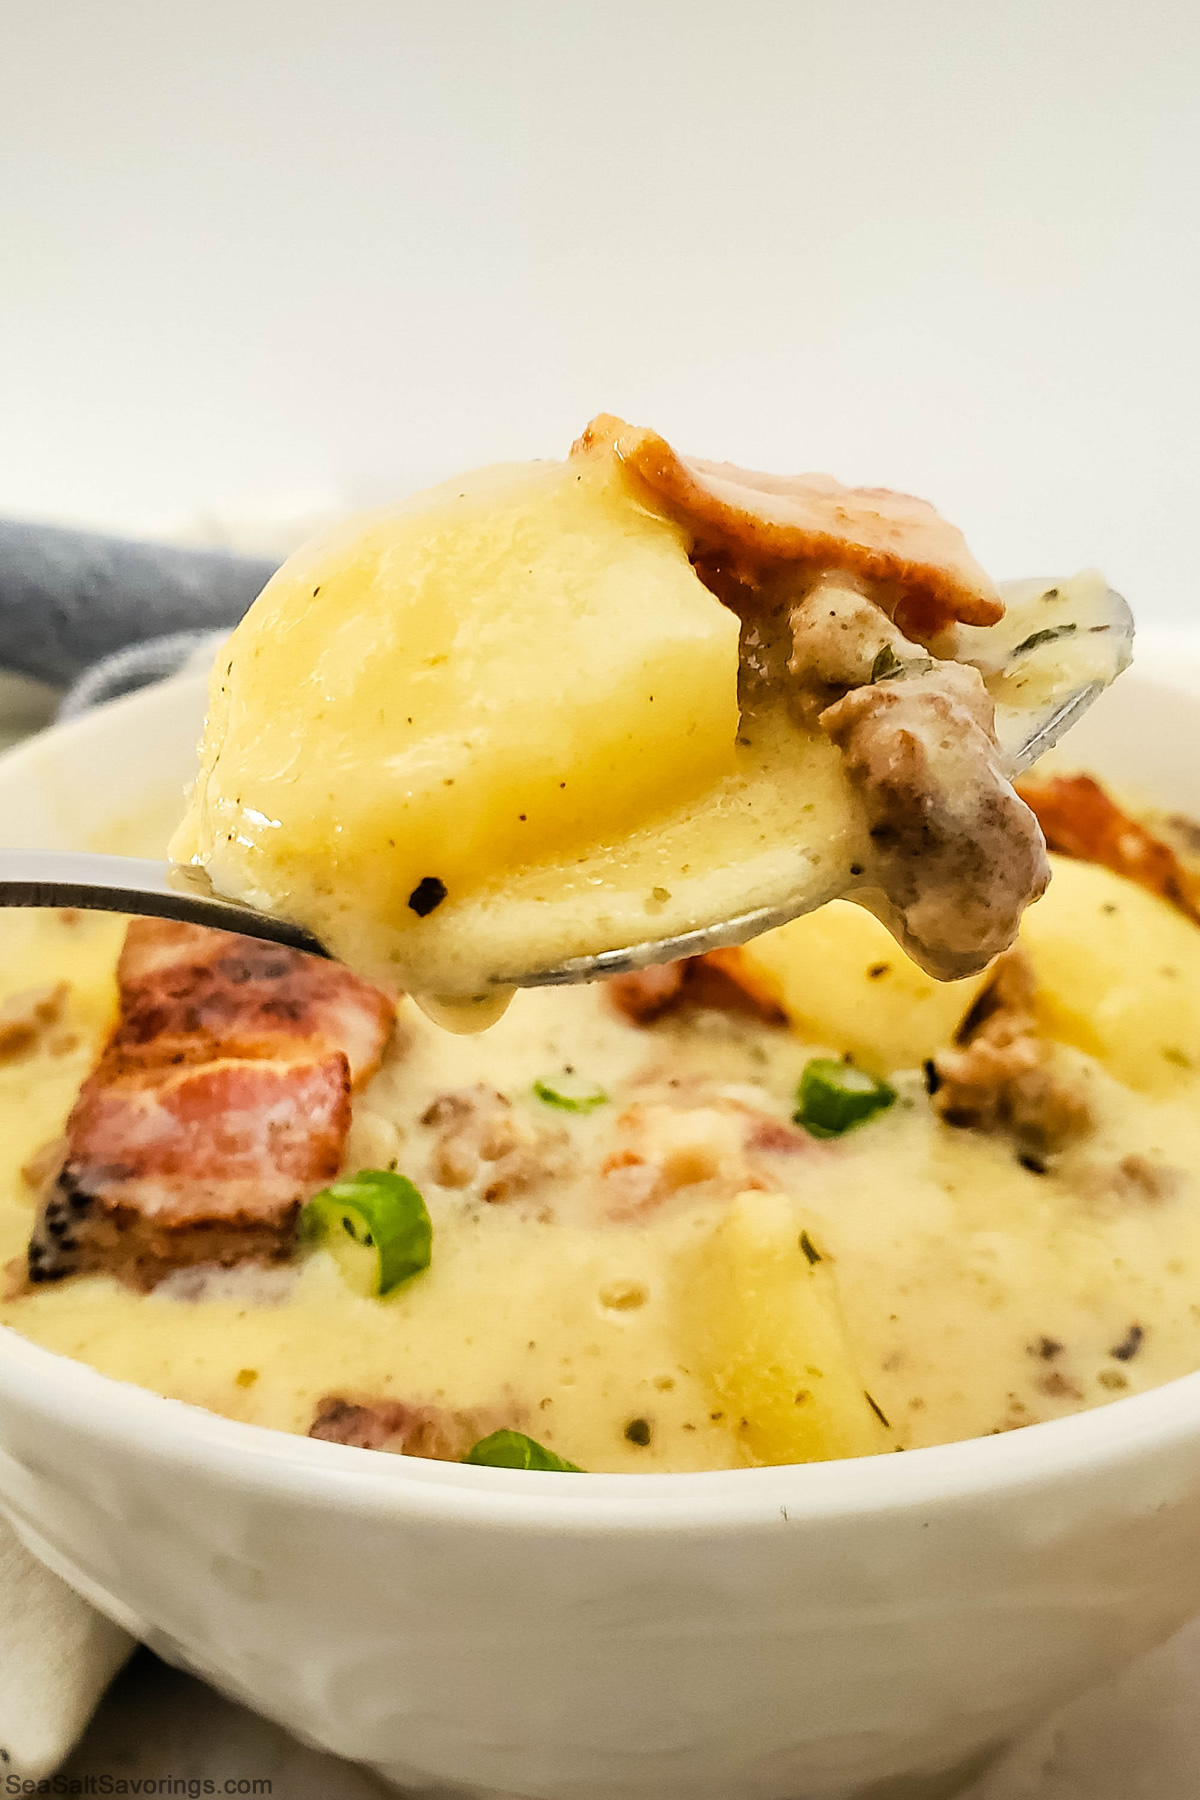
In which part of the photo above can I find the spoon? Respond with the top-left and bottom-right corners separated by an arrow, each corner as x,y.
0,580 -> 1133,984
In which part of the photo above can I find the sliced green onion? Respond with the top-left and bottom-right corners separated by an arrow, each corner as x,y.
464,1428 -> 581,1472
870,645 -> 934,683
793,1058 -> 896,1139
532,1074 -> 608,1113
300,1169 -> 432,1297
1012,622 -> 1077,657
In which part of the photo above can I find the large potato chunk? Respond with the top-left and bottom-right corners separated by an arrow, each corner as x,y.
1019,855 -> 1200,1093
734,902 -> 988,1075
171,454 -> 740,985
686,1191 -> 891,1465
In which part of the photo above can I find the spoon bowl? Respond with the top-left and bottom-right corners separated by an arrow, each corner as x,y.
0,579 -> 1134,986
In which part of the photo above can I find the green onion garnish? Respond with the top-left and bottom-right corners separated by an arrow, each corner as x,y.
870,645 -> 904,682
464,1429 -> 581,1471
793,1058 -> 896,1139
532,1075 -> 608,1113
1012,623 -> 1077,657
300,1169 -> 432,1297
870,645 -> 934,683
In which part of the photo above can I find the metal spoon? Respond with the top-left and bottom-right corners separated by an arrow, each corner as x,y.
0,580 -> 1133,983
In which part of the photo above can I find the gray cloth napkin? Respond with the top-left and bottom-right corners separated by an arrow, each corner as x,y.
56,628 -> 228,719
0,517 -> 276,700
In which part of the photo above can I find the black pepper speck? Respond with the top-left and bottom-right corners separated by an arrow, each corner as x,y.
408,877 -> 448,917
1110,1323 -> 1145,1362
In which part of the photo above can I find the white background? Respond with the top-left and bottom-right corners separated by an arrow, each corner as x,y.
2,0 -> 1199,620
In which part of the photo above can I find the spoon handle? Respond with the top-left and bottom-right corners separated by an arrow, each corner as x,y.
0,849 -> 327,957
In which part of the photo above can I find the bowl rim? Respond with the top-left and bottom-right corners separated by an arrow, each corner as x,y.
2,663 -> 1200,1533
2,1316 -> 1200,1531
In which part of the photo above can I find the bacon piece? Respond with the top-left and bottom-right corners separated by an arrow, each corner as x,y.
104,919 -> 392,1085
606,963 -> 686,1024
682,949 -> 788,1022
572,414 -> 1002,641
1015,774 -> 1200,925
601,1081 -> 816,1220
309,1395 -> 516,1462
28,920 -> 394,1290
606,950 -> 786,1027
744,1115 -> 812,1154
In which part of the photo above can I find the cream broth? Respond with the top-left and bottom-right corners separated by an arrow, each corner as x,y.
4,867 -> 1200,1472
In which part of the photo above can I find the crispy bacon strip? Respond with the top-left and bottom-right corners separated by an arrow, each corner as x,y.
1016,774 -> 1200,925
572,413 -> 1002,641
607,949 -> 786,1027
103,919 -> 392,1084
28,920 -> 394,1290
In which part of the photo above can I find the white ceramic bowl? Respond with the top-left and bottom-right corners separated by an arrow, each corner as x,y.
2,669 -> 1200,1800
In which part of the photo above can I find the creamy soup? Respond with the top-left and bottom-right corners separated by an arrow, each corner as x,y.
6,805 -> 1200,1474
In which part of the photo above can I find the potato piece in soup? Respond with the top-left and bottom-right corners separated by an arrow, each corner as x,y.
1020,856 -> 1200,1094
729,902 -> 990,1077
685,1191 -> 892,1464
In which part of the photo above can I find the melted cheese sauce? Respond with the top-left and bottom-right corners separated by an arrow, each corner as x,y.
5,861 -> 1200,1472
